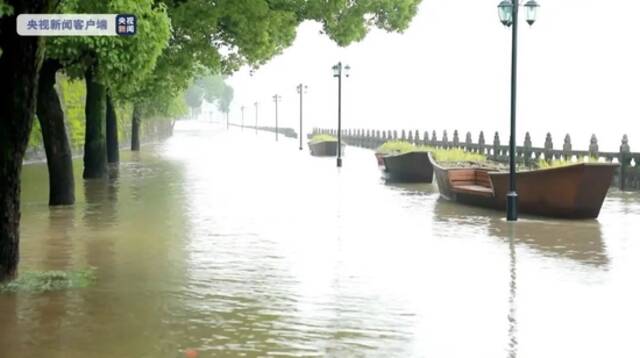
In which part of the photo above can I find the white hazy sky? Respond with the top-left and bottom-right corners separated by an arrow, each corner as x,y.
223,0 -> 640,152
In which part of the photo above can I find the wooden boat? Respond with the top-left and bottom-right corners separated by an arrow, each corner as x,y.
308,140 -> 345,157
428,153 -> 618,219
381,151 -> 434,183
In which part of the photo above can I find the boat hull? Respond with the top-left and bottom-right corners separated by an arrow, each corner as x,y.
429,153 -> 618,219
308,141 -> 345,157
489,165 -> 617,218
374,152 -> 385,166
382,152 -> 433,183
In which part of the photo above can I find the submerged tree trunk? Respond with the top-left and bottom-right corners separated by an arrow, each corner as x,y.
106,94 -> 119,163
131,103 -> 142,151
83,64 -> 107,179
0,0 -> 49,282
36,59 -> 75,205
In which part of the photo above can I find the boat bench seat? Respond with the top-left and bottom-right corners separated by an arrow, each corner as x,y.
452,184 -> 494,197
449,169 -> 494,197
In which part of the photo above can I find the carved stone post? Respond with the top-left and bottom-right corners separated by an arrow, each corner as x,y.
407,130 -> 413,143
452,130 -> 460,148
414,130 -> 420,145
401,129 -> 406,141
620,134 -> 631,190
544,133 -> 554,163
423,131 -> 429,145
563,134 -> 572,161
523,132 -> 532,167
479,131 -> 486,155
589,134 -> 599,159
431,130 -> 437,146
493,132 -> 501,161
442,130 -> 449,148
465,132 -> 472,152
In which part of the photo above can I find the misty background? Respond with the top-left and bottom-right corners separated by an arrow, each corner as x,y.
213,0 -> 640,152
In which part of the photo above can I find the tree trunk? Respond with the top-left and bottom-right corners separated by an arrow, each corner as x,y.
0,0 -> 49,283
131,103 -> 142,151
36,59 -> 75,206
106,93 -> 119,163
83,64 -> 107,179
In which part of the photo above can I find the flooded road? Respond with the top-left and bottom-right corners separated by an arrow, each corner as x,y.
2,121 -> 640,357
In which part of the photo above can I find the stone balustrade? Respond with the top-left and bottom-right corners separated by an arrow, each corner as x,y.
310,127 -> 639,190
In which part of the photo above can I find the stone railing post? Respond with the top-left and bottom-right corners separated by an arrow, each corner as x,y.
423,131 -> 429,146
442,130 -> 449,148
453,130 -> 460,148
465,132 -> 472,152
414,130 -> 420,145
401,129 -> 406,141
544,133 -> 554,163
563,134 -> 572,161
589,134 -> 599,159
407,130 -> 413,143
478,131 -> 485,155
620,134 -> 631,190
524,132 -> 532,167
431,130 -> 437,146
393,130 -> 398,140
493,132 -> 501,161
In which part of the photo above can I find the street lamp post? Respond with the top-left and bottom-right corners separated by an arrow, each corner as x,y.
332,62 -> 350,167
273,94 -> 281,141
296,83 -> 308,150
241,105 -> 245,131
497,0 -> 539,221
254,102 -> 259,134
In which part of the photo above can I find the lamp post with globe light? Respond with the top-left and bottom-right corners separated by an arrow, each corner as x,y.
332,62 -> 350,167
296,83 -> 308,150
497,0 -> 540,221
273,94 -> 281,141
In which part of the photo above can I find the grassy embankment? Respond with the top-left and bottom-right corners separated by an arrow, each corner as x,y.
27,75 -> 133,154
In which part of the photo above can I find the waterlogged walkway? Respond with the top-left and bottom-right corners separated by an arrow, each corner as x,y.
2,120 -> 640,357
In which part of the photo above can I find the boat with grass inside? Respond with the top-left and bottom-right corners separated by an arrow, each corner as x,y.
374,141 -> 439,183
308,134 -> 345,157
428,153 -> 619,219
382,152 -> 433,183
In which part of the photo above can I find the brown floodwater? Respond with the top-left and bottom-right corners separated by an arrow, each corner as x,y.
2,121 -> 640,358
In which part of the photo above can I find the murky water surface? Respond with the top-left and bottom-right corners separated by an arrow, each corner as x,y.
2,121 -> 640,357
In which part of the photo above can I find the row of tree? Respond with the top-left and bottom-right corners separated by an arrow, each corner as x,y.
0,0 -> 421,282
185,75 -> 234,119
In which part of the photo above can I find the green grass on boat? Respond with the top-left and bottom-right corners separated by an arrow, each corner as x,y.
309,134 -> 337,144
376,140 -> 487,163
